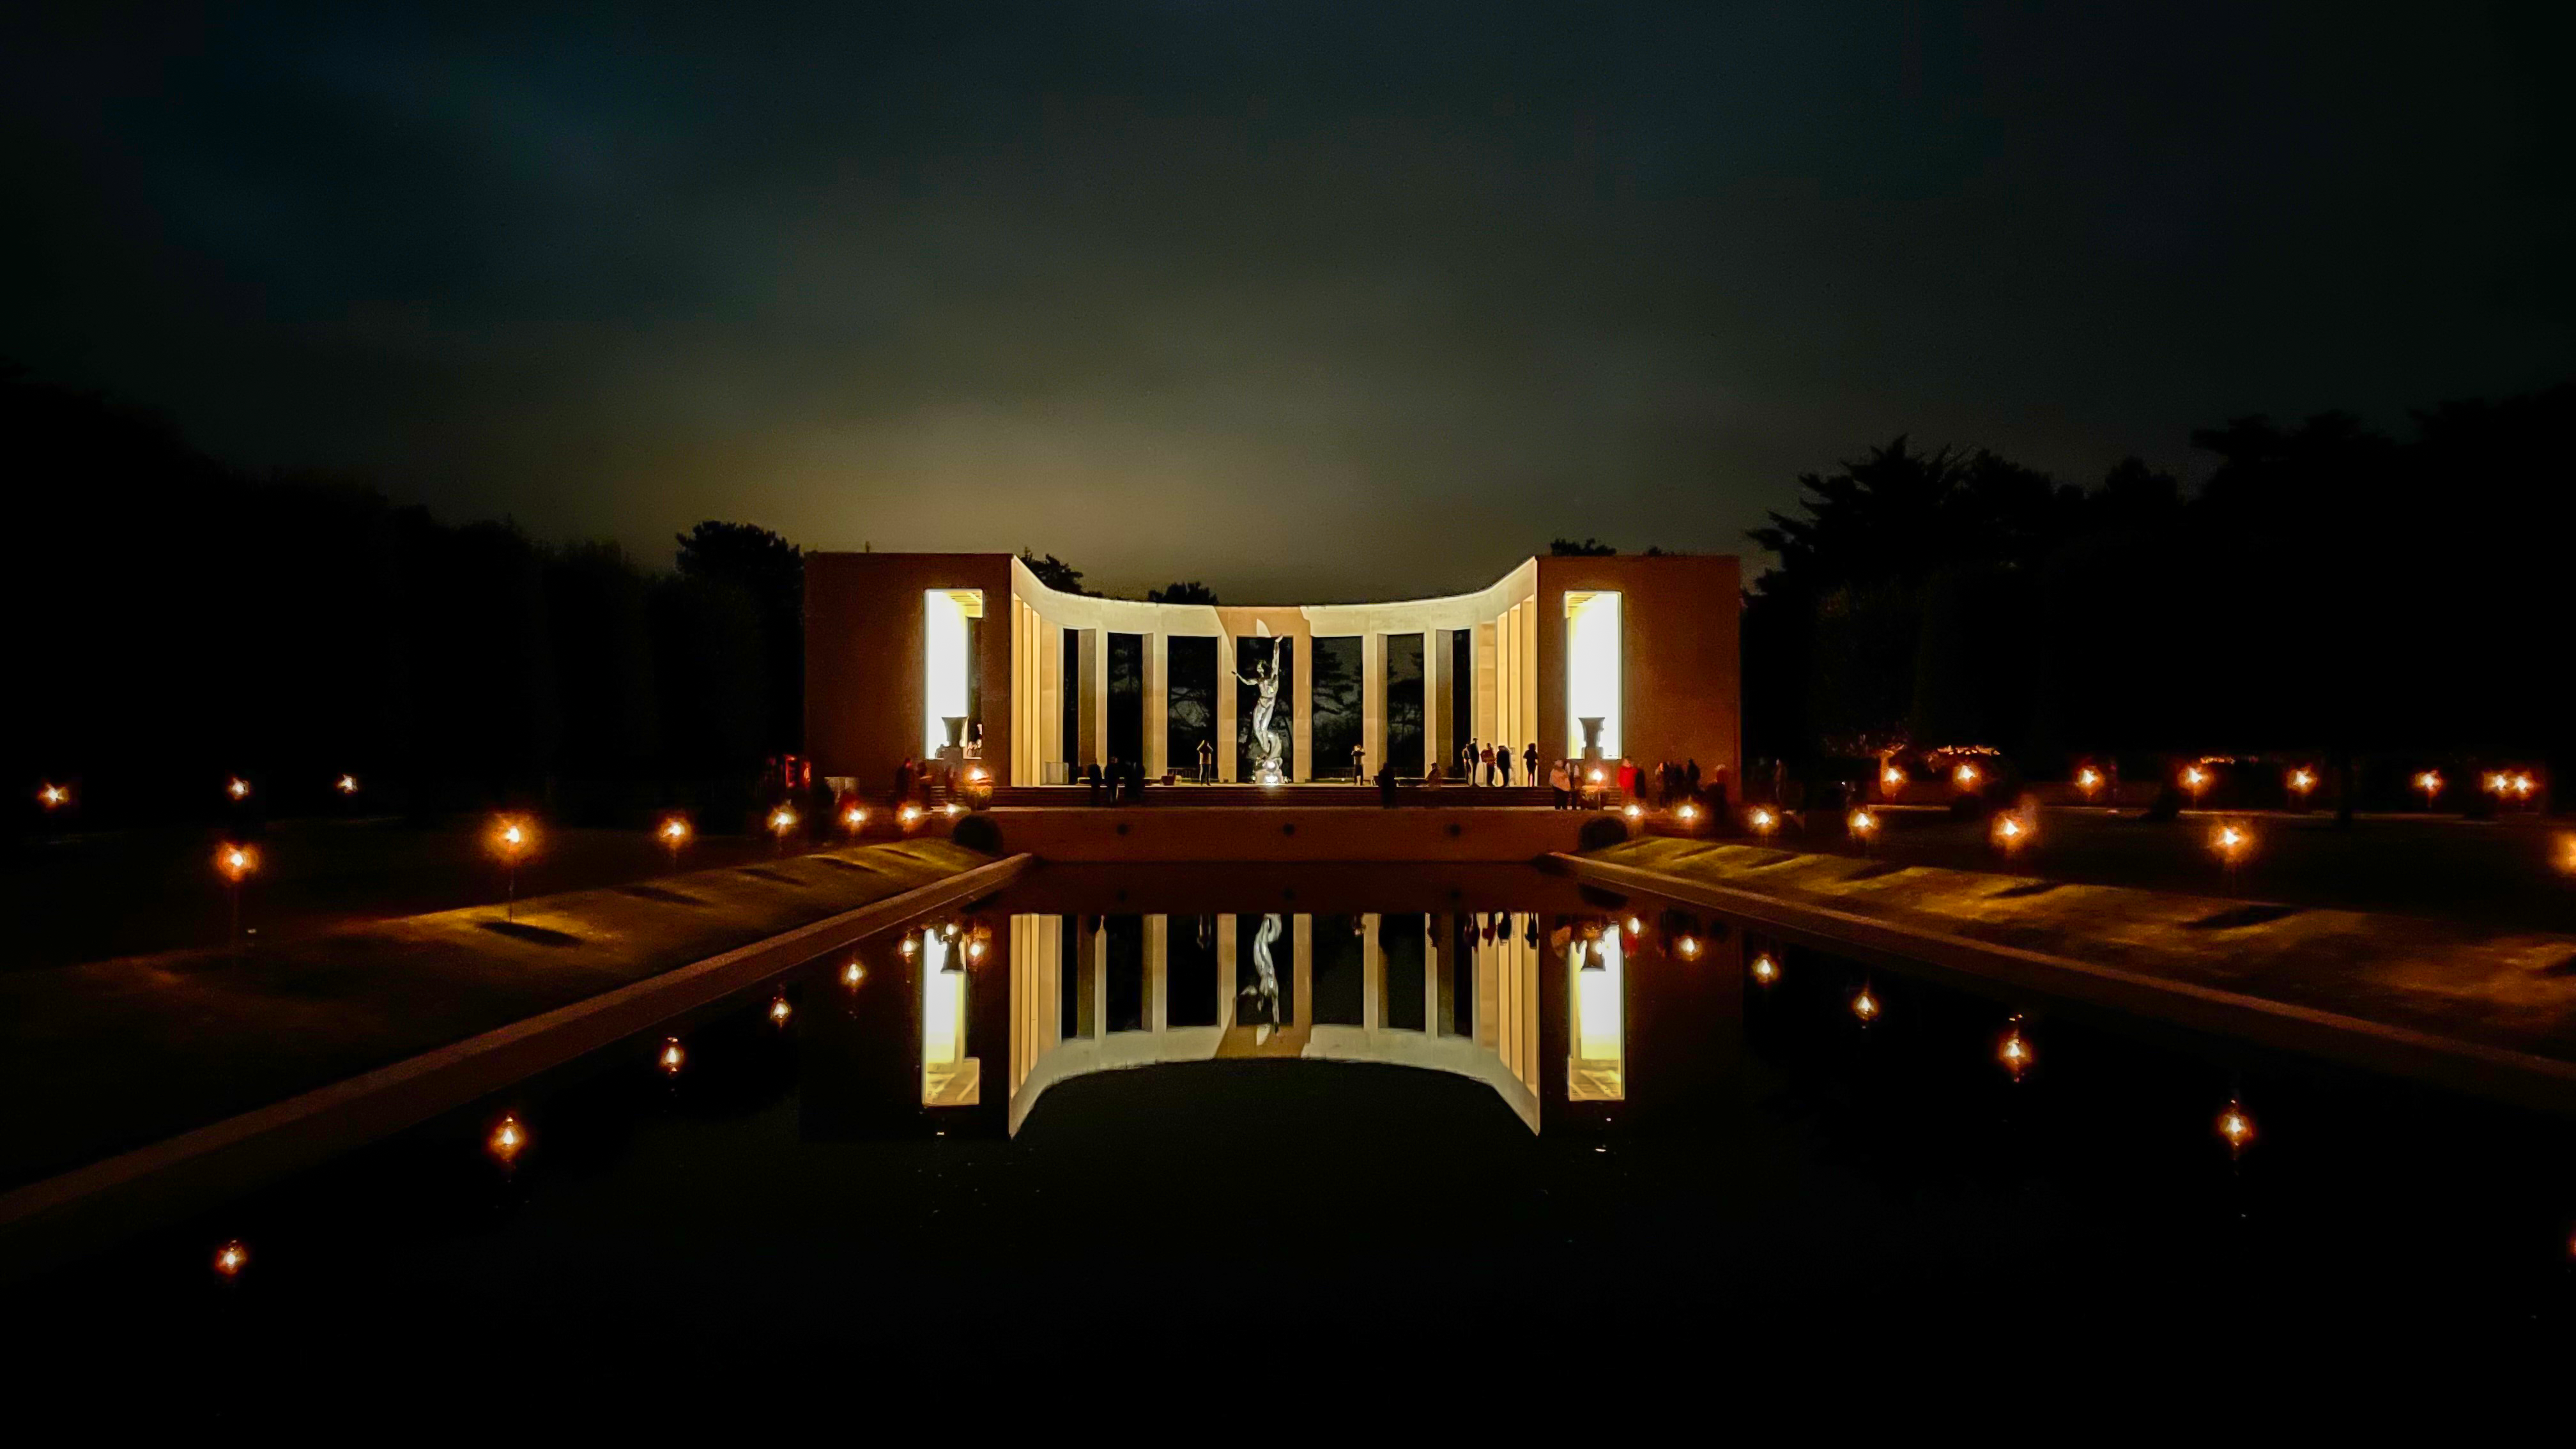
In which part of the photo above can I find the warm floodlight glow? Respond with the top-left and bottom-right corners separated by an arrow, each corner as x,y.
2212,823 -> 2251,864
2511,772 -> 2535,799
336,774 -> 358,795
2218,1099 -> 2255,1154
769,807 -> 797,835
1676,802 -> 1698,822
1675,935 -> 1701,960
942,802 -> 963,818
1623,803 -> 1643,820
899,935 -> 919,959
213,1241 -> 249,1278
923,588 -> 983,758
2181,765 -> 2208,797
1568,927 -> 1625,1101
661,815 -> 689,843
1992,814 -> 2028,852
1848,808 -> 1877,836
1564,590 -> 1623,760
967,767 -> 987,784
659,1037 -> 685,1077
488,1115 -> 526,1166
2416,770 -> 2443,804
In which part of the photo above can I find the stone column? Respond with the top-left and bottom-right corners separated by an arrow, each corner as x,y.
1038,622 -> 1064,785
1292,915 -> 1314,1029
1474,620 -> 1498,748
1144,632 -> 1168,778
1361,912 -> 1383,1033
1216,914 -> 1238,1029
1147,914 -> 1168,1032
1216,633 -> 1239,782
1361,632 -> 1386,781
1289,634 -> 1312,782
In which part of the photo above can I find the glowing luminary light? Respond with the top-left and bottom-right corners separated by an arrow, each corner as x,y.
1750,952 -> 1779,985
2288,767 -> 2315,794
2075,767 -> 2102,796
841,960 -> 865,988
942,802 -> 963,818
900,804 -> 924,827
226,777 -> 250,801
1749,807 -> 1776,836
335,774 -> 358,795
843,807 -> 866,832
1677,803 -> 1699,823
1882,765 -> 1906,789
1850,986 -> 1880,1022
215,843 -> 257,882
2182,765 -> 2208,796
2212,823 -> 2251,864
658,1037 -> 685,1077
213,1241 -> 249,1278
2000,1018 -> 2032,1080
1848,808 -> 1877,837
899,935 -> 919,960
38,783 -> 69,808
769,807 -> 797,835
488,1115 -> 526,1166
1992,814 -> 2028,852
1623,803 -> 1643,821
769,993 -> 793,1026
967,768 -> 988,784
2511,773 -> 2536,799
1563,590 -> 1623,759
1675,935 -> 1701,960
1625,916 -> 1644,935
1953,763 -> 1979,789
2416,770 -> 2443,804
493,817 -> 534,861
2486,772 -> 2510,795
2217,1099 -> 2256,1154
661,816 -> 689,845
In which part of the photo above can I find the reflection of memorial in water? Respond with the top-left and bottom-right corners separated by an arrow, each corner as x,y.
793,877 -> 1744,1142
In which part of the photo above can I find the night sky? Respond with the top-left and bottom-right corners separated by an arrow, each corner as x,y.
4,3 -> 2568,601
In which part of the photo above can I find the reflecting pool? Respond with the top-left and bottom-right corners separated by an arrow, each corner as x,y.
17,862 -> 2576,1404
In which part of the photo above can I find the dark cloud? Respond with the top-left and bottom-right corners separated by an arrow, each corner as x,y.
4,2 -> 2568,600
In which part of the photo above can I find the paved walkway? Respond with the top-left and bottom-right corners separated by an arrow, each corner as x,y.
0,839 -> 987,1191
1575,836 -> 2576,1109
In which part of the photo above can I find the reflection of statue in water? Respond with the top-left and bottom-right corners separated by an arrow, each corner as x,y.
1240,912 -> 1284,1038
1236,647 -> 1284,781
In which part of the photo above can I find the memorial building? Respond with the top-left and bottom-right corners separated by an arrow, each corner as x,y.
804,551 -> 1740,797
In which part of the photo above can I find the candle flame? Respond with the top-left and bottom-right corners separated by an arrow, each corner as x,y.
489,1115 -> 526,1165
213,1241 -> 249,1278
769,993 -> 793,1025
659,1037 -> 685,1075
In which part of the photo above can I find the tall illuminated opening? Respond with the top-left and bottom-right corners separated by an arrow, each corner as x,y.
923,588 -> 984,758
1567,926 -> 1625,1101
1564,590 -> 1622,759
921,929 -> 979,1106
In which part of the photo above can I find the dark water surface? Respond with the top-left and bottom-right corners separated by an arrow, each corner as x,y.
17,863 -> 2576,1411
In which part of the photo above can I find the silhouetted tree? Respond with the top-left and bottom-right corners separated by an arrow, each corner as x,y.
674,521 -> 802,758
1550,537 -> 1619,556
1019,549 -> 1089,594
1146,581 -> 1220,604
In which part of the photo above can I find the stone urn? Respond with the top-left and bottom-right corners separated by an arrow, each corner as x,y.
940,716 -> 968,749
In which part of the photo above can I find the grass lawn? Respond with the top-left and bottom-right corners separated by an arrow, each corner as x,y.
0,838 -> 988,1192
1587,834 -> 2576,1070
0,816 -> 915,973
1719,805 -> 2576,934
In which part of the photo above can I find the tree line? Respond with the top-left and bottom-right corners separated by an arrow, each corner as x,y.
5,375 -> 804,831
1740,385 -> 2576,789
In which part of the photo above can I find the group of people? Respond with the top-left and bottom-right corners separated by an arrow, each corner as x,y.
1084,756 -> 1151,804
1453,740 -> 1538,786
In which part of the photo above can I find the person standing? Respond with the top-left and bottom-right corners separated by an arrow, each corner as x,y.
1523,742 -> 1538,786
1549,760 -> 1570,809
1496,746 -> 1513,786
1461,740 -> 1479,785
1480,743 -> 1496,786
1196,737 -> 1215,784
1351,741 -> 1366,781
